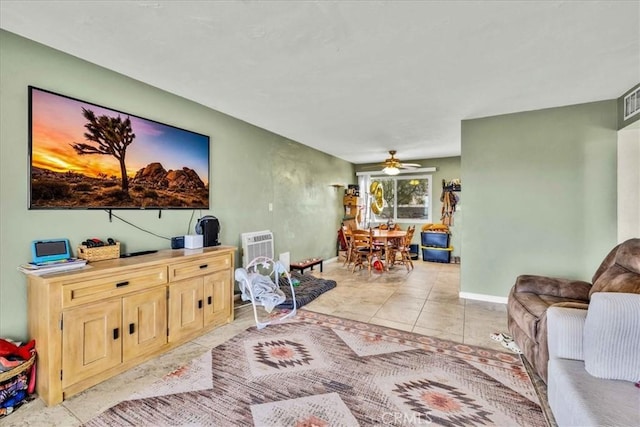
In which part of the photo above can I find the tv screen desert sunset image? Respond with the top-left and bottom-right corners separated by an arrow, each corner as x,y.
29,87 -> 210,209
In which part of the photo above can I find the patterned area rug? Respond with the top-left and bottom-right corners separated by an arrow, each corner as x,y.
86,311 -> 548,426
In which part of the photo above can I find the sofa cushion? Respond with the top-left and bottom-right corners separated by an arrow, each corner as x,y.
591,242 -> 621,284
514,274 -> 592,299
547,306 -> 588,361
590,265 -> 640,295
583,293 -> 640,382
590,238 -> 640,296
548,358 -> 640,427
551,301 -> 589,310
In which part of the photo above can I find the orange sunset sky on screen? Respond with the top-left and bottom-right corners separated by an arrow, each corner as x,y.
31,121 -> 125,178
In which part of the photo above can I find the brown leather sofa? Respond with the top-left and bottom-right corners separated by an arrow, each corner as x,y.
507,238 -> 640,383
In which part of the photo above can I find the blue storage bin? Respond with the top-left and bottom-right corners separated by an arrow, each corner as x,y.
421,246 -> 452,263
420,232 -> 450,248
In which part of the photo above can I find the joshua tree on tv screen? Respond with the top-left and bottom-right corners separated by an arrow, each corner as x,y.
71,108 -> 135,197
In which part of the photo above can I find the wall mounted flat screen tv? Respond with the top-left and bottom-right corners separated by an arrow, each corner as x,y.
28,86 -> 210,209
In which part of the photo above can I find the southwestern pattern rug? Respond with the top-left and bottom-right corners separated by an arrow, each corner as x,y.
86,311 -> 548,426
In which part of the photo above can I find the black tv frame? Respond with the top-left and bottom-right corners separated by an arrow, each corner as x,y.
28,86 -> 210,210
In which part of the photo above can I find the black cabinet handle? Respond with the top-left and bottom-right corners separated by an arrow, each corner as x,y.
129,323 -> 135,334
113,328 -> 120,340
207,296 -> 212,305
198,299 -> 203,309
116,281 -> 130,288
199,264 -> 208,269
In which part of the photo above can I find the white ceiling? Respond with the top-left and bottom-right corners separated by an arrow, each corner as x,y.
1,1 -> 638,164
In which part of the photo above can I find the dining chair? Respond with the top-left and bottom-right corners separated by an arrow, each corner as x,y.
392,225 -> 416,271
341,225 -> 354,268
345,227 -> 367,268
350,228 -> 380,275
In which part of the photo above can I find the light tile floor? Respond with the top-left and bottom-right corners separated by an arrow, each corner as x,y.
304,258 -> 508,350
5,259 -> 512,426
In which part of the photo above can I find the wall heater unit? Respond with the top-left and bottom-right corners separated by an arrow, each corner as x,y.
241,230 -> 274,267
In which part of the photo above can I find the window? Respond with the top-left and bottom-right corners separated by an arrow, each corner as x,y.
623,86 -> 640,120
358,174 -> 432,224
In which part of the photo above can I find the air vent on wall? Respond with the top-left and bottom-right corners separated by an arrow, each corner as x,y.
240,230 -> 274,267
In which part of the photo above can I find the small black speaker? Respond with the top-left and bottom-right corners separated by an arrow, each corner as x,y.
171,236 -> 185,249
195,216 -> 220,247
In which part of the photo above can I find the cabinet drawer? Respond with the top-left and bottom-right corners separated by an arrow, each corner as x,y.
169,254 -> 231,282
63,267 -> 167,308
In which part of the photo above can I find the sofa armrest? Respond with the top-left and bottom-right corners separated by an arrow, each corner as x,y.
547,306 -> 587,361
514,274 -> 591,300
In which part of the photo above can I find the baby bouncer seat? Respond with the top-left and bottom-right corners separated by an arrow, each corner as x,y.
234,256 -> 297,329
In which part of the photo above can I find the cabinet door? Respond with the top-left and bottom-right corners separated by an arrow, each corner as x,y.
122,287 -> 168,362
168,277 -> 203,342
203,270 -> 231,327
62,299 -> 121,388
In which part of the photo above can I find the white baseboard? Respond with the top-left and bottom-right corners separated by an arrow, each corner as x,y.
459,292 -> 508,305
324,256 -> 339,264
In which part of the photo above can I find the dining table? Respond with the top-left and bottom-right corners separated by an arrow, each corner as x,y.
371,229 -> 407,270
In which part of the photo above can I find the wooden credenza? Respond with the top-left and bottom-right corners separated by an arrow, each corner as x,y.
26,246 -> 235,406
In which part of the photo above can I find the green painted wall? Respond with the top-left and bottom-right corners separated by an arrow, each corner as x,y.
461,100 -> 618,298
355,156 -> 461,256
0,30 -> 354,340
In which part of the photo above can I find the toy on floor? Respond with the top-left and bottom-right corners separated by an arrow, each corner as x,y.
490,332 -> 523,354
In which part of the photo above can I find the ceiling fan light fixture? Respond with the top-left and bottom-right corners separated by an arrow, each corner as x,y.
383,166 -> 400,176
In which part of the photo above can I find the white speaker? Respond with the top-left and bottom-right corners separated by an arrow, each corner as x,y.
184,234 -> 203,249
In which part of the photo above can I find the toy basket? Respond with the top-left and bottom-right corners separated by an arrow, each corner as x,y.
0,353 -> 36,417
77,242 -> 120,261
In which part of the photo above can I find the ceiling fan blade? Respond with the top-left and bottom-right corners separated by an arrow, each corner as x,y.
399,163 -> 421,168
359,151 -> 421,173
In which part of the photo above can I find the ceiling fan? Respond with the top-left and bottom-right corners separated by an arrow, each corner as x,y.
373,150 -> 421,175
